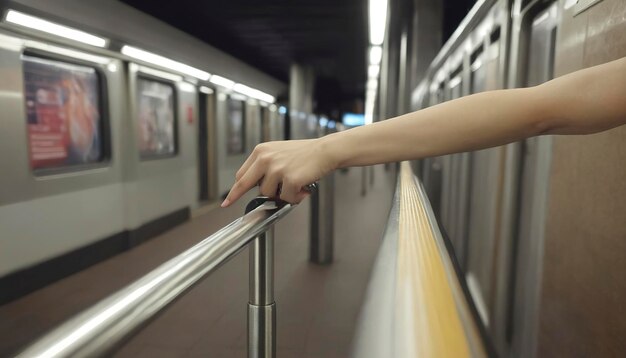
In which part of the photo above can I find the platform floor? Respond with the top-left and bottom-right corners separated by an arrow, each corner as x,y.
0,165 -> 396,358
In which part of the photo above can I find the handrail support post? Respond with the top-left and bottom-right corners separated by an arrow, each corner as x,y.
248,226 -> 275,358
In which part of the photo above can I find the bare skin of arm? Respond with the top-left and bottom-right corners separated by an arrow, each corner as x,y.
222,57 -> 626,207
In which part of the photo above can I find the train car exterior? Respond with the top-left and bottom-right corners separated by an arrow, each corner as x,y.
0,0 -> 290,304
408,0 -> 626,356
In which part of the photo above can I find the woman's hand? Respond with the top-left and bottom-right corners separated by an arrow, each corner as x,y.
221,138 -> 338,207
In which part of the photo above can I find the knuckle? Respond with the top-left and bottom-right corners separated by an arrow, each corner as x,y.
254,143 -> 267,153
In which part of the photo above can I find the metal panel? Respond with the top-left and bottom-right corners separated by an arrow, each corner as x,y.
510,3 -> 558,357
0,30 -> 127,276
125,63 -> 197,228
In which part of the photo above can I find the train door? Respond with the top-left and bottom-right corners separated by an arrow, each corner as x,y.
198,87 -> 216,202
446,62 -> 471,267
422,79 -> 446,217
509,3 -> 559,357
464,13 -> 507,330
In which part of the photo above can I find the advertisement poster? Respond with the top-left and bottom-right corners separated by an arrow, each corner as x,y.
23,55 -> 102,170
227,98 -> 245,155
136,77 -> 176,157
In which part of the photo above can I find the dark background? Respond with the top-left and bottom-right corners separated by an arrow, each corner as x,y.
122,0 -> 477,118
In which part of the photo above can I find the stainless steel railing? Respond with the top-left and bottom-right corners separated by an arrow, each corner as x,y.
17,198 -> 294,358
352,162 -> 487,357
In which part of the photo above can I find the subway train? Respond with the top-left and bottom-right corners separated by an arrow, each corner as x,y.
403,0 -> 625,356
0,0 -> 331,305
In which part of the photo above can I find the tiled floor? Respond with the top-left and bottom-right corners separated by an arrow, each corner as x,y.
0,165 -> 396,358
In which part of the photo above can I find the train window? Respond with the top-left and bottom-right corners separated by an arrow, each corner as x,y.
22,55 -> 107,171
449,65 -> 463,99
136,76 -> 177,158
490,26 -> 501,44
470,45 -> 486,94
226,96 -> 246,155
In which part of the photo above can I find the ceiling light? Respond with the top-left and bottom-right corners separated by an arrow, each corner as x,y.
178,82 -> 196,93
368,64 -> 380,78
369,46 -> 382,65
24,41 -> 111,64
367,78 -> 378,90
199,86 -> 214,94
5,10 -> 107,47
369,0 -> 388,45
233,83 -> 275,103
209,75 -> 235,89
121,45 -> 210,81
136,65 -> 183,82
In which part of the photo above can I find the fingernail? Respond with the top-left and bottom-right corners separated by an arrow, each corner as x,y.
221,199 -> 230,208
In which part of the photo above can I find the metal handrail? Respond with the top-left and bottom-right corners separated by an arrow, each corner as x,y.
17,200 -> 293,358
352,163 -> 487,357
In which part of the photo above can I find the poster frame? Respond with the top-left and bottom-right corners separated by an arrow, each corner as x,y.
135,72 -> 179,161
21,49 -> 112,176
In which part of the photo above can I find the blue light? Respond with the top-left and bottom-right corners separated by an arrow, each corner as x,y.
278,106 -> 287,114
319,117 -> 329,127
328,121 -> 336,129
342,112 -> 365,126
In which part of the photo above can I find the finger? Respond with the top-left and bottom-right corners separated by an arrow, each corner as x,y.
293,190 -> 310,204
235,152 -> 257,181
222,161 -> 264,207
259,171 -> 281,198
279,179 -> 300,203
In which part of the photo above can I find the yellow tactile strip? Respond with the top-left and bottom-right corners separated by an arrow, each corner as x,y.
396,162 -> 486,357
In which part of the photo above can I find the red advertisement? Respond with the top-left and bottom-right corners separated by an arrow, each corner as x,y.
23,55 -> 102,170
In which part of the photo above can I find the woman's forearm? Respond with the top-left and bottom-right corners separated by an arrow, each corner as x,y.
323,57 -> 626,169
322,87 -> 546,169
222,57 -> 626,206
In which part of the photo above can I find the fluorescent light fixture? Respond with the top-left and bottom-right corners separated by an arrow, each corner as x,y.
367,78 -> 378,90
369,46 -> 382,65
364,95 -> 375,125
209,75 -> 235,89
369,0 -> 388,45
233,83 -> 276,103
24,41 -> 111,64
107,63 -> 118,72
178,82 -> 196,93
231,93 -> 248,102
368,64 -> 380,78
5,10 -> 107,47
121,45 -> 210,81
137,65 -> 183,82
199,86 -> 214,94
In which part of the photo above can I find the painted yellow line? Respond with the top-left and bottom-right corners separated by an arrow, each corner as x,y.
396,162 -> 485,357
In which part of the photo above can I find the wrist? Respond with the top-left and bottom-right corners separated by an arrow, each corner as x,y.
317,132 -> 345,170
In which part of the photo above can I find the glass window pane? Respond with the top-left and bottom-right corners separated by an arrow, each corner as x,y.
22,55 -> 104,170
136,77 -> 176,157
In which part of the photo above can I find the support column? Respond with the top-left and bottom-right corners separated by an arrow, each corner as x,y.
288,63 -> 315,139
